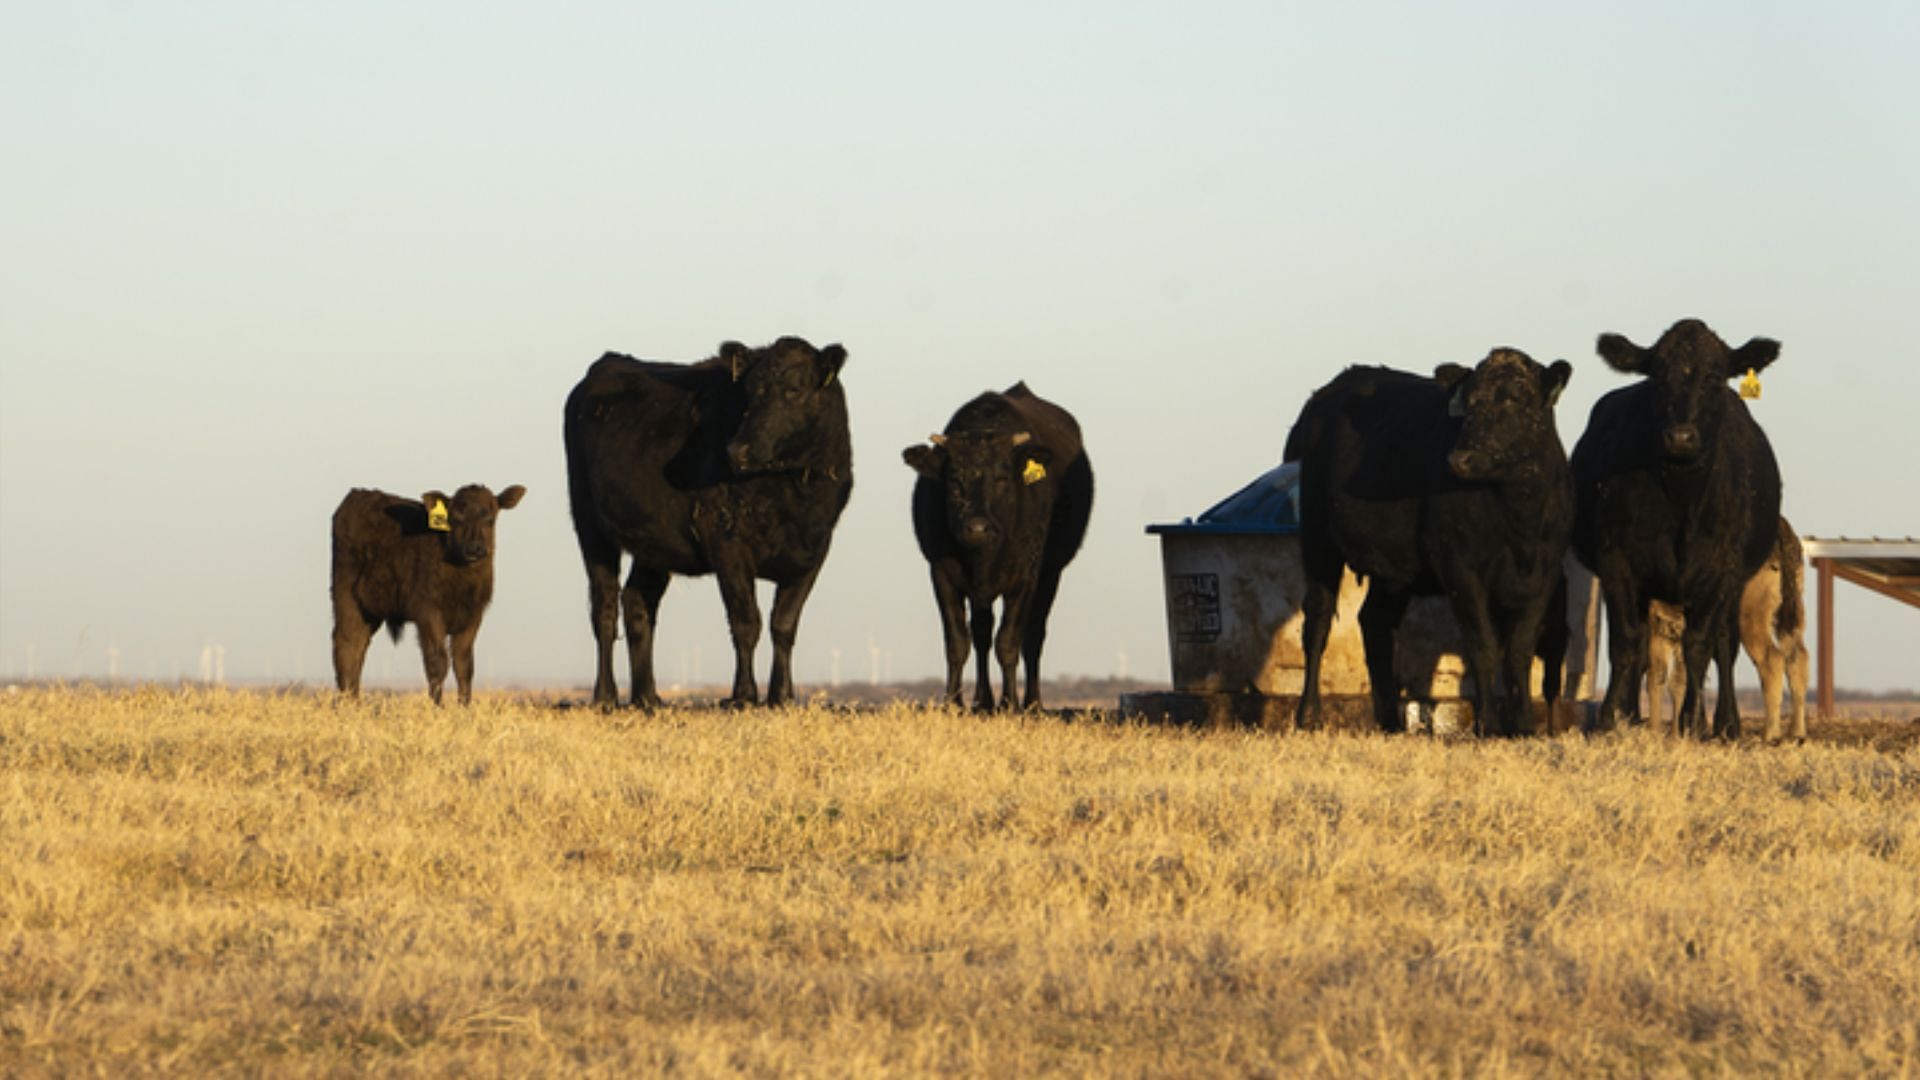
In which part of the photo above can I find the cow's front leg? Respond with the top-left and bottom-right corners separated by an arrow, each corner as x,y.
715,562 -> 762,707
931,562 -> 971,708
450,623 -> 480,706
1594,565 -> 1648,733
994,582 -> 1035,711
766,560 -> 826,707
968,592 -> 997,713
1677,595 -> 1730,741
415,611 -> 450,705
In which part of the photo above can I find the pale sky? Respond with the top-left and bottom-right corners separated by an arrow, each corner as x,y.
4,2 -> 1916,692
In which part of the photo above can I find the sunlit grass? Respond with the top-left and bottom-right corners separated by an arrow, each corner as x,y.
2,686 -> 1917,1075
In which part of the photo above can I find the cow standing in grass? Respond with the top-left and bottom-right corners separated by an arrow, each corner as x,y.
1647,516 -> 1808,742
331,483 -> 526,705
1286,350 -> 1574,736
564,337 -> 852,708
903,383 -> 1093,711
1571,318 -> 1782,738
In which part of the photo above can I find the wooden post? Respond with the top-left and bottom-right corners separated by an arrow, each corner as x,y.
1816,557 -> 1835,718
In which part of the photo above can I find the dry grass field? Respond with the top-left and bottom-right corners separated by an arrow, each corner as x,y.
3,686 -> 1919,1077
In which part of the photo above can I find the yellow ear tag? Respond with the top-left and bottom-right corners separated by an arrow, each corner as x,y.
428,499 -> 451,531
1738,368 -> 1761,400
1022,459 -> 1047,485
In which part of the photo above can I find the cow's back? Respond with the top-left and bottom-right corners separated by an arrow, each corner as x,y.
1287,366 -> 1454,590
1002,383 -> 1093,568
564,353 -> 731,571
331,488 -> 431,620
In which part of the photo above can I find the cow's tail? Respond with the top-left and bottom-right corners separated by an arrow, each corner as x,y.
1775,519 -> 1805,644
384,618 -> 406,644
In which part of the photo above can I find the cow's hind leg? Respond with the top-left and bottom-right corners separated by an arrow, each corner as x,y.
579,532 -> 624,709
1358,587 -> 1410,733
766,560 -> 826,707
1787,640 -> 1810,741
623,564 -> 670,709
332,602 -> 375,699
1293,568 -> 1340,732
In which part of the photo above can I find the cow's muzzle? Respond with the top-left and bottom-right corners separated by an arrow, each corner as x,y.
1447,450 -> 1487,479
960,516 -> 997,548
1662,424 -> 1701,459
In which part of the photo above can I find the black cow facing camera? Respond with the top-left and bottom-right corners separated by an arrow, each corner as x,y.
904,383 -> 1093,711
330,483 -> 526,705
1571,318 -> 1783,739
1288,349 -> 1575,736
564,337 -> 853,709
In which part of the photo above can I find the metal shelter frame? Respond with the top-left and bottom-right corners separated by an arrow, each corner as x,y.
1802,537 -> 1920,717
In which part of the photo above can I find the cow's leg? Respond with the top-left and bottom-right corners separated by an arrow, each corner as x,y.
450,622 -> 480,706
1448,587 -> 1504,738
1755,639 -> 1786,744
1787,640 -> 1810,742
415,611 -> 451,706
969,593 -> 998,713
766,560 -> 826,707
715,564 -> 762,706
1020,562 -> 1066,710
579,534 -> 624,709
1714,607 -> 1742,741
1595,570 -> 1648,732
1358,587 -> 1410,733
1676,597 -> 1728,740
331,600 -> 374,699
1293,567 -> 1340,732
623,565 -> 670,709
931,562 -> 970,708
995,582 -> 1036,712
1537,580 -> 1569,734
1501,601 -> 1551,738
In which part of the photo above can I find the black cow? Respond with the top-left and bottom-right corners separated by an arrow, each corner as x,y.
1286,350 -> 1574,736
1571,318 -> 1781,738
564,336 -> 852,708
903,383 -> 1093,711
330,483 -> 525,704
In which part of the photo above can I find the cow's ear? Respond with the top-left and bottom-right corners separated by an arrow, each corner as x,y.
817,343 -> 847,388
902,443 -> 944,476
1433,363 -> 1470,389
720,340 -> 750,381
422,491 -> 452,531
1596,333 -> 1649,374
1730,337 -> 1780,377
496,485 -> 526,510
1018,445 -> 1056,485
1541,360 -> 1573,406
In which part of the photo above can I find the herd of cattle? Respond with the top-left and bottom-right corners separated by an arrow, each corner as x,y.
328,317 -> 1806,742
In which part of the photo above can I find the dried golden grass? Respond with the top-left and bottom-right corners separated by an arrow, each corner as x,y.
2,686 -> 1918,1076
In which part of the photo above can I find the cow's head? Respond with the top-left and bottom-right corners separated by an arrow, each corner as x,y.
421,483 -> 525,565
724,337 -> 849,474
903,428 -> 1055,554
1596,318 -> 1779,463
1434,348 -> 1573,481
